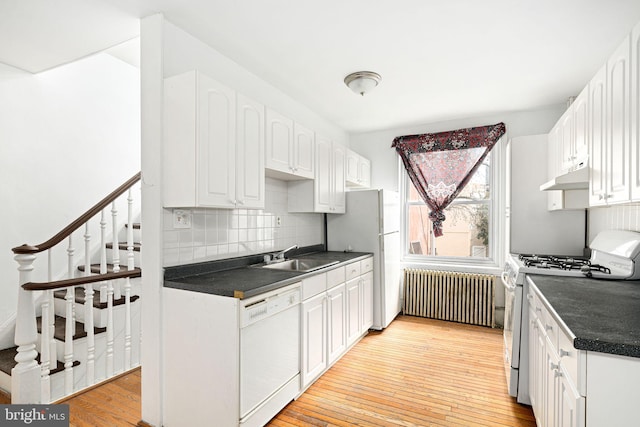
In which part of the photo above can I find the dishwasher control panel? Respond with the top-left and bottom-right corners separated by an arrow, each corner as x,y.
240,284 -> 301,328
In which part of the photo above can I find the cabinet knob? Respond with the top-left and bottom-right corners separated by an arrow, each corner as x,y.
545,324 -> 553,331
559,349 -> 571,358
549,361 -> 559,371
554,370 -> 563,378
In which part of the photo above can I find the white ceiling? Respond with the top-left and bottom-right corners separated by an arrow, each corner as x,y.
2,0 -> 640,133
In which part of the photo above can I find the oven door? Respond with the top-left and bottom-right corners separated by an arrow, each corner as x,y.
501,271 -> 522,398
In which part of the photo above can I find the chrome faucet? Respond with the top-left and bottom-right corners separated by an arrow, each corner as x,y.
273,245 -> 298,260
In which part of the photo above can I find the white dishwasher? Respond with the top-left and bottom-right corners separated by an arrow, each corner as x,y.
239,283 -> 301,421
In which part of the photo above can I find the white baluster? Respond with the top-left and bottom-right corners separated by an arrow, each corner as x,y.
39,291 -> 51,403
100,210 -> 107,304
84,283 -> 95,386
64,286 -> 74,395
106,280 -> 113,378
12,253 -> 40,404
47,251 -> 55,386
125,189 -> 134,369
67,237 -> 76,336
84,223 -> 91,276
106,280 -> 114,377
83,222 -> 95,385
124,277 -> 131,370
111,201 -> 121,301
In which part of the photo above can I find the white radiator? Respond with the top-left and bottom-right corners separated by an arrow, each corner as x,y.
403,269 -> 495,327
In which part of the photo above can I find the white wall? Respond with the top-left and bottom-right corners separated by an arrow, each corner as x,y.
589,205 -> 640,242
349,105 -> 566,192
0,54 -> 140,348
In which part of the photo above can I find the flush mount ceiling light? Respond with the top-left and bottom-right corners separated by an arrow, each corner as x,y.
344,71 -> 382,96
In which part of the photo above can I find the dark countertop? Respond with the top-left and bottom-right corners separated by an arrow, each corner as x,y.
164,248 -> 372,299
528,274 -> 640,358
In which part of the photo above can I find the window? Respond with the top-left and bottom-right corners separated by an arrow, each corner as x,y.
403,146 -> 503,265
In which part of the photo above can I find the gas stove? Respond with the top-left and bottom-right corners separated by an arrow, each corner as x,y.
506,229 -> 640,283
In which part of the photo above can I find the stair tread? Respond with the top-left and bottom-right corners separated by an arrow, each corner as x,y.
106,242 -> 141,251
53,287 -> 140,309
0,347 -> 79,376
37,316 -> 106,341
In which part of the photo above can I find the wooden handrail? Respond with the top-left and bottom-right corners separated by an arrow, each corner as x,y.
12,172 -> 141,255
22,268 -> 142,291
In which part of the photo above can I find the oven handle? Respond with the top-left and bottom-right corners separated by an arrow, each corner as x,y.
501,271 -> 516,292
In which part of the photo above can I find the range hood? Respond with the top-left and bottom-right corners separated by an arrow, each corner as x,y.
540,164 -> 589,191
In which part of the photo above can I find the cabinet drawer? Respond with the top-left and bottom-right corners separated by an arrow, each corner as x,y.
345,262 -> 361,281
558,328 -> 585,396
327,266 -> 345,289
360,257 -> 373,273
302,273 -> 327,300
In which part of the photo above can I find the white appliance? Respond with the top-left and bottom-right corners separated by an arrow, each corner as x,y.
501,229 -> 640,404
239,284 -> 300,425
508,134 -> 586,255
326,189 -> 401,330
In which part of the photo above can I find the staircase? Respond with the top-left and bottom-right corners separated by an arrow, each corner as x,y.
0,173 -> 142,403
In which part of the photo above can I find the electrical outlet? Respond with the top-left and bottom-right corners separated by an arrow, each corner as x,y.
276,216 -> 281,227
173,209 -> 192,229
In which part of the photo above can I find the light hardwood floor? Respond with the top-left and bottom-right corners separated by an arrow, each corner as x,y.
31,315 -> 535,426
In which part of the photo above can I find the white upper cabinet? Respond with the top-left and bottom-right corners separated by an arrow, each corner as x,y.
288,134 -> 346,213
164,70 -> 264,209
572,87 -> 589,170
346,149 -> 371,188
631,22 -> 640,201
236,93 -> 266,209
589,65 -> 608,206
606,35 -> 631,204
265,108 -> 315,180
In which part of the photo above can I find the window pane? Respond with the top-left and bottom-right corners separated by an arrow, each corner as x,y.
407,203 -> 490,258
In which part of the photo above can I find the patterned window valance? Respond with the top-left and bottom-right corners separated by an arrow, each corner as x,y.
392,122 -> 506,237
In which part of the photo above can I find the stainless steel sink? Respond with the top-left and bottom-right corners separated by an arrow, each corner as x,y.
256,258 -> 339,273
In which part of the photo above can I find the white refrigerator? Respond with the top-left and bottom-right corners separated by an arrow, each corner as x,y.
326,189 -> 401,330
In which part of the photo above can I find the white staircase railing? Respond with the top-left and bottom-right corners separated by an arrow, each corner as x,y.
10,172 -> 142,404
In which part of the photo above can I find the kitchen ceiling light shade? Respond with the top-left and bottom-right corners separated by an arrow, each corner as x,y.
344,71 -> 381,96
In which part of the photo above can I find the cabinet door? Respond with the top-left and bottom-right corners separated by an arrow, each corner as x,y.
314,134 -> 332,212
332,143 -> 346,213
359,157 -> 371,188
327,284 -> 347,365
197,75 -> 236,207
557,369 -> 585,427
606,36 -> 631,204
545,336 -> 559,427
345,278 -> 361,346
547,128 -> 564,210
573,87 -> 589,166
631,23 -> 640,200
528,303 -> 540,417
265,109 -> 294,175
560,110 -> 574,174
236,93 -> 265,209
360,272 -> 373,332
301,293 -> 327,388
346,150 -> 360,184
293,123 -> 315,179
589,65 -> 608,206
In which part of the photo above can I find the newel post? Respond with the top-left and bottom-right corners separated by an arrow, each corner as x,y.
12,252 -> 41,403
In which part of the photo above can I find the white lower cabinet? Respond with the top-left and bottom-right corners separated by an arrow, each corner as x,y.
327,283 -> 347,365
301,292 -> 327,388
527,279 -> 586,427
300,256 -> 373,391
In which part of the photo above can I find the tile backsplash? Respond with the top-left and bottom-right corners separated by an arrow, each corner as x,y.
163,178 -> 323,266
588,203 -> 640,243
